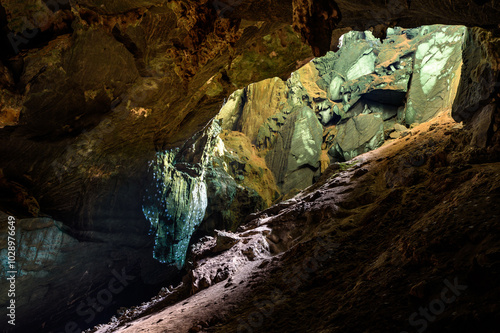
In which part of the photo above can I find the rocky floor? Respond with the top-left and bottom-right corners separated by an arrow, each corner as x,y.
89,111 -> 500,333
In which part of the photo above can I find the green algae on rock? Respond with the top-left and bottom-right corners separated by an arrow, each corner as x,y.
143,119 -> 268,266
142,122 -> 220,266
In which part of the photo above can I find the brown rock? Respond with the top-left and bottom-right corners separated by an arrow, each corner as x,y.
470,103 -> 496,148
409,281 -> 427,299
239,77 -> 288,142
320,149 -> 331,173
394,124 -> 407,132
390,131 -> 401,139
452,27 -> 499,123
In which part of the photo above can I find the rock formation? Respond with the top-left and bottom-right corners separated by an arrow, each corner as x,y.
0,3 -> 312,331
141,25 -> 470,266
86,111 -> 500,333
0,0 -> 499,332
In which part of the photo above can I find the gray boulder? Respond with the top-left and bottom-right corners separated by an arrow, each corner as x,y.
330,113 -> 385,161
405,25 -> 466,125
267,106 -> 323,193
213,230 -> 241,253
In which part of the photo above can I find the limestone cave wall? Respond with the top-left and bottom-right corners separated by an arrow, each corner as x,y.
0,0 -> 498,332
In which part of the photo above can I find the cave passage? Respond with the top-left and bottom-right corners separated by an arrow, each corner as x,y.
140,24 -> 467,269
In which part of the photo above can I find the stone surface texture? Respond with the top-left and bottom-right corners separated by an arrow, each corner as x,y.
0,0 -> 499,332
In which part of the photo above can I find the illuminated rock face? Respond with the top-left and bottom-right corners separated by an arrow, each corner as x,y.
253,25 -> 467,165
313,25 -> 466,159
315,25 -> 466,127
144,25 -> 471,267
143,122 -> 218,266
405,26 -> 465,124
143,149 -> 209,267
143,120 -> 267,266
266,106 -> 323,194
331,113 -> 385,161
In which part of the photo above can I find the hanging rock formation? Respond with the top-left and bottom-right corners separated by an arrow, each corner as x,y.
143,119 -> 269,266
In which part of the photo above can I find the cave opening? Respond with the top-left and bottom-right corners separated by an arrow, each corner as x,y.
0,1 -> 499,332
